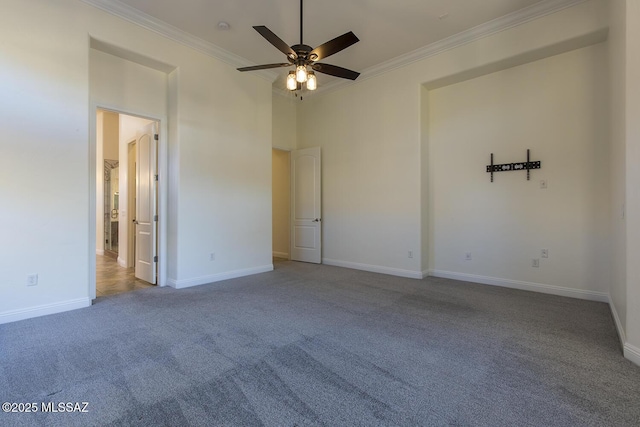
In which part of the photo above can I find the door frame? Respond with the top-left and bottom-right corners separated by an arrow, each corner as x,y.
89,105 -> 168,300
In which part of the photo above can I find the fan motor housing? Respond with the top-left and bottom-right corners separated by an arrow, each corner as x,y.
291,44 -> 315,62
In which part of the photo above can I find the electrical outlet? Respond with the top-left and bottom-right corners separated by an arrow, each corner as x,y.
27,274 -> 38,286
532,259 -> 540,268
541,249 -> 548,258
209,253 -> 215,261
464,252 -> 472,261
408,251 -> 413,259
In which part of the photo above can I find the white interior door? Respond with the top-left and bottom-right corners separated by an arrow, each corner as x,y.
135,122 -> 157,283
127,141 -> 136,268
291,147 -> 321,263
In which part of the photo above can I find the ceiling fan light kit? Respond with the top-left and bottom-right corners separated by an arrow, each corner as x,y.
237,0 -> 360,94
286,71 -> 297,90
296,64 -> 308,83
306,71 -> 317,90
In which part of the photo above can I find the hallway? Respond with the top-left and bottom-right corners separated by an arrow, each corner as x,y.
96,255 -> 154,296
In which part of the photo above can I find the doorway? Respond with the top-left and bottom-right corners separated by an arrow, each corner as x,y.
95,109 -> 159,296
272,147 -> 323,264
103,158 -> 119,260
272,148 -> 291,260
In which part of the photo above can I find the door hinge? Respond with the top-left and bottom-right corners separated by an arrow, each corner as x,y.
155,174 -> 159,181
154,134 -> 159,141
154,215 -> 158,222
154,256 -> 158,263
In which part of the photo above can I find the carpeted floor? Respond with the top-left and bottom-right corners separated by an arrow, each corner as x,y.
1,260 -> 639,426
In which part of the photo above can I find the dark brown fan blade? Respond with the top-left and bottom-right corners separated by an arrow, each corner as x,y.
309,32 -> 359,61
237,63 -> 292,72
312,63 -> 360,80
253,26 -> 297,59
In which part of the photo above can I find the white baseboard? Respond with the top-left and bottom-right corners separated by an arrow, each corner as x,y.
323,258 -> 423,279
608,297 -> 627,344
428,271 -> 640,366
607,297 -> 640,367
429,269 -> 609,303
167,264 -> 274,289
624,343 -> 640,367
96,249 -> 104,256
117,257 -> 127,268
0,298 -> 92,325
273,252 -> 289,259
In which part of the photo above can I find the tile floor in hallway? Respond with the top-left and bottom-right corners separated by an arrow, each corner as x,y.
96,255 -> 154,296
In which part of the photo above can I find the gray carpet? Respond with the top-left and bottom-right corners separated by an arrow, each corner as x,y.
1,260 -> 639,426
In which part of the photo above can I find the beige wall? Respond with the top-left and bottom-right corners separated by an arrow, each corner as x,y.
102,111 -> 119,160
298,0 -> 608,279
608,0 -> 628,350
606,0 -> 640,366
272,149 -> 290,258
273,94 -> 297,151
428,44 -> 609,298
623,0 -> 640,363
0,0 -> 273,322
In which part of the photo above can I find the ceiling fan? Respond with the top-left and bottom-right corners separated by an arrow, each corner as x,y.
237,0 -> 360,92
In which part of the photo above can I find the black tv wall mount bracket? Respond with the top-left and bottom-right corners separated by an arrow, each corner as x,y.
486,149 -> 541,182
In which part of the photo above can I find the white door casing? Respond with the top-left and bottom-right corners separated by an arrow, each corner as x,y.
135,122 -> 157,283
291,147 -> 321,263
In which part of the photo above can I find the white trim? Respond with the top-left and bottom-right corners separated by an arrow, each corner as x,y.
0,298 -> 91,325
323,258 -> 423,279
608,297 -> 627,344
429,270 -> 609,303
273,252 -> 289,259
96,249 -> 104,256
117,256 -> 127,268
421,269 -> 430,279
365,0 -> 587,80
272,145 -> 293,152
167,265 -> 274,289
80,0 -> 585,93
80,0 -> 276,81
314,0 -> 589,95
624,344 -> 640,367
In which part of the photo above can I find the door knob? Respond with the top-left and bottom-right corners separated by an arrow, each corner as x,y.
312,218 -> 321,222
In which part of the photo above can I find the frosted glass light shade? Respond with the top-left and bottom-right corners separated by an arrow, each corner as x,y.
306,72 -> 317,90
286,72 -> 297,90
296,65 -> 308,83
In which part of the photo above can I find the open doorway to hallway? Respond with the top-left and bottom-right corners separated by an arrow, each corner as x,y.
96,109 -> 159,296
96,255 -> 154,296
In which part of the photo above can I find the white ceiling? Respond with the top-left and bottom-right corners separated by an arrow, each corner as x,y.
88,0 -> 581,87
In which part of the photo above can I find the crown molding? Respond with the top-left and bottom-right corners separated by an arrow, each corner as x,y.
81,0 -> 588,96
311,0 -> 590,97
80,0 -> 278,82
363,0 -> 589,81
